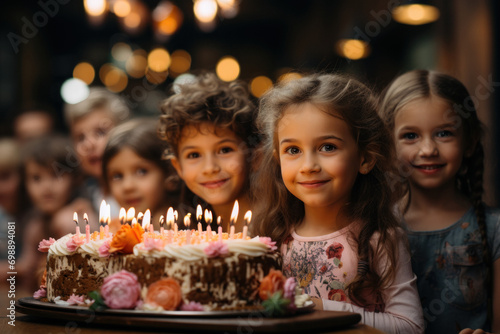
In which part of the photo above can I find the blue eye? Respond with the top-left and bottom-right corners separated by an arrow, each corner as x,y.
436,130 -> 452,138
403,133 -> 418,140
320,144 -> 336,152
285,146 -> 301,155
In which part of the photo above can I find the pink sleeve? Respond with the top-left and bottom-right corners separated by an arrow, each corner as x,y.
322,239 -> 425,334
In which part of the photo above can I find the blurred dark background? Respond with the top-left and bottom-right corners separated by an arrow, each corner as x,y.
0,0 -> 499,204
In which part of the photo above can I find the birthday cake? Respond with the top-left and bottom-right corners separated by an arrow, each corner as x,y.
34,207 -> 306,313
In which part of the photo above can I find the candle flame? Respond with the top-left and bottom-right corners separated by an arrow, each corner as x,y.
196,204 -> 203,221
99,200 -> 107,223
119,207 -> 126,223
159,215 -> 165,226
142,209 -> 151,229
166,207 -> 174,228
106,204 -> 111,224
244,210 -> 252,225
83,213 -> 89,224
126,207 -> 136,222
217,216 -> 222,226
131,217 -> 137,226
137,211 -> 144,223
204,209 -> 212,224
174,210 -> 178,222
230,200 -> 239,225
73,212 -> 78,224
184,213 -> 191,228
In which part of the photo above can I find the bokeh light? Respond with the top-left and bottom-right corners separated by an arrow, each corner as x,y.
145,67 -> 168,85
112,0 -> 131,18
84,0 -> 106,16
335,39 -> 370,60
250,76 -> 273,98
169,50 -> 191,77
148,48 -> 171,72
61,78 -> 89,104
100,64 -> 128,92
193,0 -> 218,23
126,49 -> 148,78
173,73 -> 197,94
111,42 -> 132,62
392,4 -> 440,25
153,1 -> 183,36
216,56 -> 240,82
73,62 -> 95,85
278,72 -> 303,83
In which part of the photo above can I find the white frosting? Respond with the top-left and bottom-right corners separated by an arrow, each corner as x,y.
48,234 -> 75,256
78,238 -> 108,256
226,237 -> 269,256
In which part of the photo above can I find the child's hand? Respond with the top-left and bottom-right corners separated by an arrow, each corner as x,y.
459,329 -> 491,334
310,297 -> 323,310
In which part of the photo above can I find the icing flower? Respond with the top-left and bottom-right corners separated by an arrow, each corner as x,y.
259,269 -> 286,301
33,287 -> 46,299
203,241 -> 229,258
283,277 -> 297,301
98,240 -> 111,258
66,235 -> 85,253
180,301 -> 205,311
38,238 -> 56,252
67,294 -> 87,306
143,238 -> 166,252
259,237 -> 277,251
109,224 -> 144,254
100,270 -> 141,309
145,278 -> 182,311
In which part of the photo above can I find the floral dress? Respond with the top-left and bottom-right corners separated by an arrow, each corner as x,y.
404,206 -> 500,334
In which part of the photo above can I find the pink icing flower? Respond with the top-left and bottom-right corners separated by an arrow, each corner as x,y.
101,270 -> 141,309
66,235 -> 85,252
98,240 -> 111,258
180,301 -> 204,311
259,237 -> 277,251
283,277 -> 297,301
67,294 -> 86,306
33,287 -> 46,299
204,241 -> 229,258
143,238 -> 166,252
38,238 -> 56,252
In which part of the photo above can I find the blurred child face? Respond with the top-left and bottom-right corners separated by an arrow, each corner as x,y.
171,123 -> 249,207
71,108 -> 115,179
25,160 -> 73,215
106,147 -> 167,215
278,103 -> 365,210
394,96 -> 467,191
0,168 -> 21,214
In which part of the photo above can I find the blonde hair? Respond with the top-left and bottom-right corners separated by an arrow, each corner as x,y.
253,73 -> 401,310
64,87 -> 130,127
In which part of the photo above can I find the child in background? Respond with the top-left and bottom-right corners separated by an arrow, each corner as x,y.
64,87 -> 130,219
379,70 -> 500,334
102,118 -> 180,232
252,73 -> 424,333
159,72 -> 259,231
14,135 -> 97,291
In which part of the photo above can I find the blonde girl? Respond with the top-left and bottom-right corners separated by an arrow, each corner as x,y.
379,70 -> 499,334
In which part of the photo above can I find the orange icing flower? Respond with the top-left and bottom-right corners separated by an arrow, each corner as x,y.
258,269 -> 286,301
145,278 -> 182,311
109,223 -> 144,254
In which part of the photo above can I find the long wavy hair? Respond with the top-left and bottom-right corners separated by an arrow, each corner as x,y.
252,73 -> 402,310
378,69 -> 490,312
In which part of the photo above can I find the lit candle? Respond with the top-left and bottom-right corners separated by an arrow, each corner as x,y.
229,200 -> 239,239
243,210 -> 251,240
131,217 -> 137,226
99,201 -> 106,240
119,207 -> 126,225
217,216 -> 222,242
105,204 -> 110,236
159,215 -> 165,235
137,212 -> 144,225
85,213 -> 90,243
73,212 -> 80,236
142,210 -> 151,231
196,205 -> 203,235
127,207 -> 135,225
204,209 -> 212,241
167,208 -> 174,242
184,214 -> 191,245
173,210 -> 178,236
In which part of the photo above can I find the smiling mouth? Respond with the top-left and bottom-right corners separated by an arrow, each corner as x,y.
413,164 -> 445,170
201,179 -> 229,189
299,180 -> 329,187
